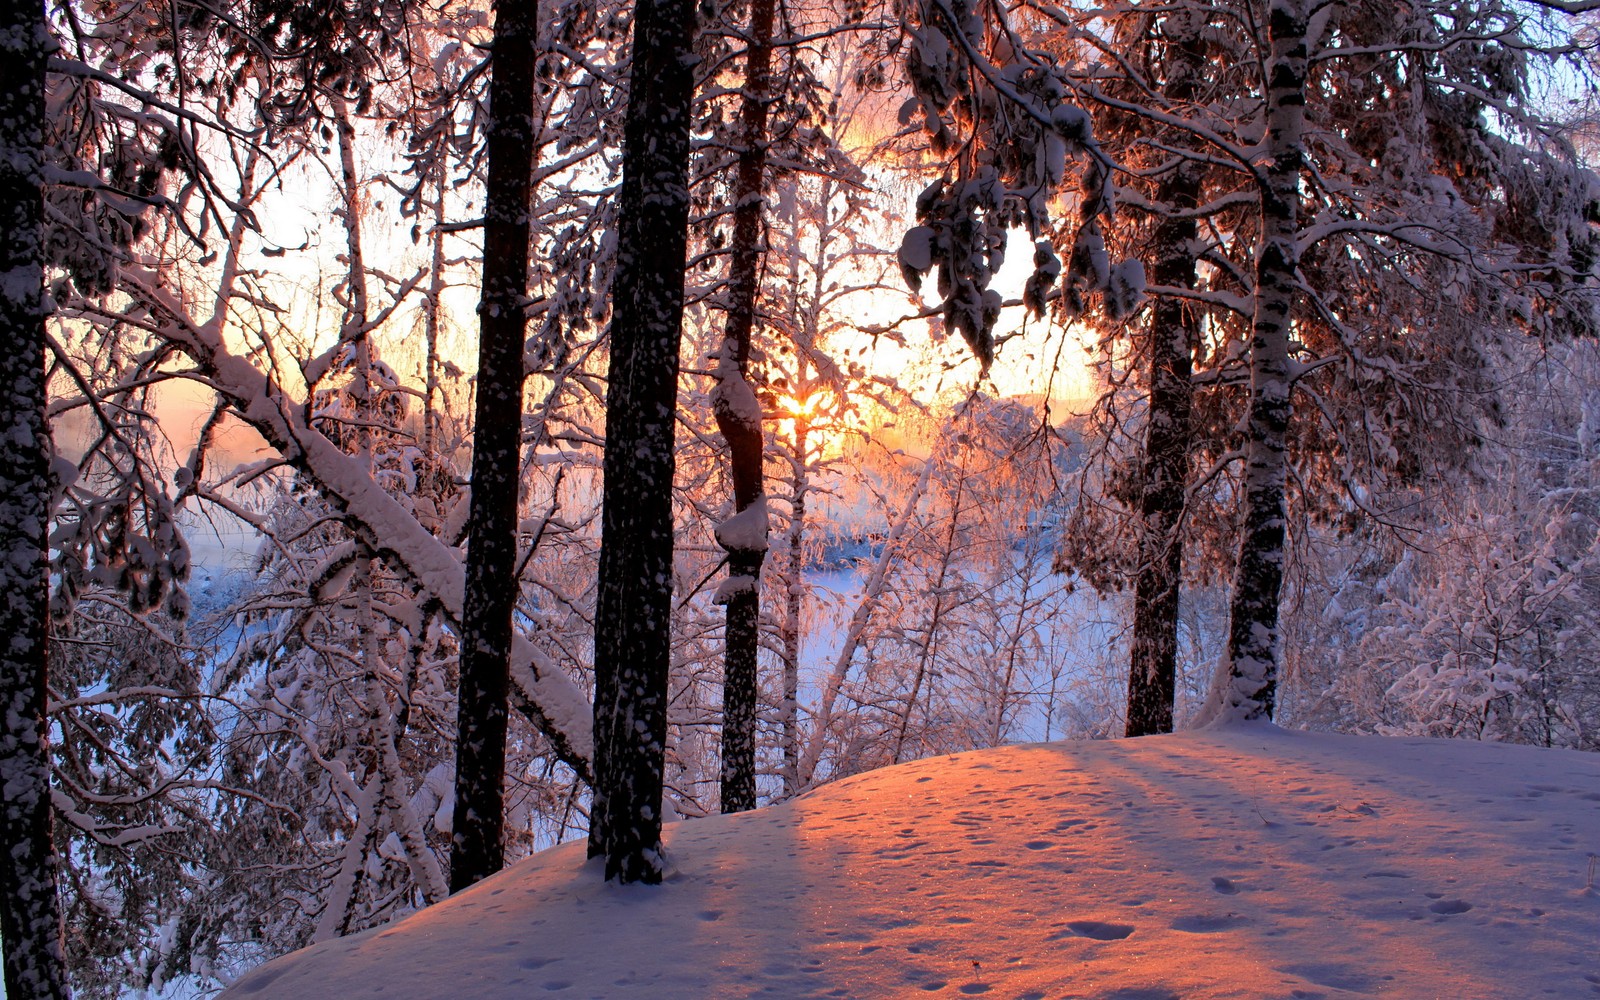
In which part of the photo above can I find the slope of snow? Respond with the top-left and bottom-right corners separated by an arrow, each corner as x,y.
222,728 -> 1600,1000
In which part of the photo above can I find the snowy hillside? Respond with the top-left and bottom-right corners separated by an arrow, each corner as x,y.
222,728 -> 1600,1000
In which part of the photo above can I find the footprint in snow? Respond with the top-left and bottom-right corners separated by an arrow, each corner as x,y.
1428,899 -> 1473,915
517,957 -> 558,971
1211,876 -> 1240,895
1059,920 -> 1136,941
1170,913 -> 1249,933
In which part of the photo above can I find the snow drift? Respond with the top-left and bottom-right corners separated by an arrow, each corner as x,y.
223,728 -> 1599,999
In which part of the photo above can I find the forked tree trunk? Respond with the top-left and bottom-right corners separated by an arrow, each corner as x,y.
1126,14 -> 1207,738
713,0 -> 779,815
453,0 -> 539,892
0,2 -> 71,995
1219,0 -> 1309,722
591,0 -> 697,883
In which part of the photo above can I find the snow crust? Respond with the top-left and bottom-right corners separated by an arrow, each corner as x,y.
220,729 -> 1598,1000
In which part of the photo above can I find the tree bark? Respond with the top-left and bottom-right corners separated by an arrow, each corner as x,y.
1218,0 -> 1309,722
1126,15 -> 1206,738
452,0 -> 538,893
713,0 -> 778,815
590,0 -> 697,883
0,0 -> 71,994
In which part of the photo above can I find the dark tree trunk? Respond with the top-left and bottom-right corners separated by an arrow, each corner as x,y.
452,0 -> 538,893
1125,18 -> 1206,738
1125,237 -> 1195,735
1219,0 -> 1309,722
0,2 -> 71,996
713,0 -> 778,815
590,0 -> 697,883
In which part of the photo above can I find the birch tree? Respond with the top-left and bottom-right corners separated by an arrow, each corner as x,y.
1211,0 -> 1311,722
1038,0 -> 1600,727
1211,0 -> 1600,722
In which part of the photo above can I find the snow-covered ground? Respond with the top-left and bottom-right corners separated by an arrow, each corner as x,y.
221,726 -> 1600,999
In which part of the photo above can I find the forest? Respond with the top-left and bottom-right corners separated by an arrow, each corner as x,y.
1,0 -> 1599,995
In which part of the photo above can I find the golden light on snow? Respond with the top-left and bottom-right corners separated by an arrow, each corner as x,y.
223,730 -> 1600,1000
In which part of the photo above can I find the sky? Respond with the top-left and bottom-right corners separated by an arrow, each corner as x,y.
217,724 -> 1600,1000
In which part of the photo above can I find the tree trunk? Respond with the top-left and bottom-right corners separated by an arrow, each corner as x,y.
0,1 -> 71,994
1126,191 -> 1199,737
452,0 -> 538,893
1126,16 -> 1207,738
590,0 -> 697,883
333,94 -> 372,437
713,0 -> 778,815
774,188 -> 808,800
1218,0 -> 1309,722
424,165 -> 446,460
778,411 -> 808,798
